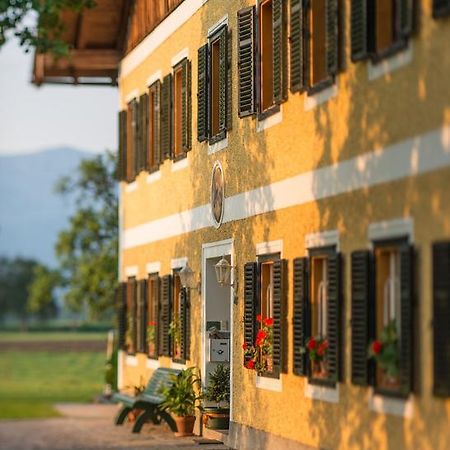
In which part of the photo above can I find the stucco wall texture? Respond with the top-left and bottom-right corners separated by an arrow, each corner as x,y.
117,1 -> 450,449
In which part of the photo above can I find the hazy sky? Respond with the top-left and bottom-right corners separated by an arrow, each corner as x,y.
0,39 -> 118,155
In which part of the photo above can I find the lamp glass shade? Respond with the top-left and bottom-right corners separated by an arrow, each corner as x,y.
179,263 -> 196,289
215,257 -> 231,286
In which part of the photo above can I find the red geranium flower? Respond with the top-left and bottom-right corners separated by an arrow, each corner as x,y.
242,342 -> 248,350
147,321 -> 156,326
256,314 -> 262,322
263,317 -> 274,327
307,338 -> 317,350
317,342 -> 327,357
246,360 -> 255,369
372,340 -> 382,355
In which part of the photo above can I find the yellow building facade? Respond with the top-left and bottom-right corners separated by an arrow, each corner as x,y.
114,1 -> 450,449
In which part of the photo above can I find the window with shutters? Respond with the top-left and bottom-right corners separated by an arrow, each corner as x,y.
126,100 -> 138,182
259,0 -> 275,112
147,81 -> 161,173
290,0 -> 339,94
197,25 -> 229,144
171,271 -> 183,361
350,0 -> 413,63
433,0 -> 450,18
147,274 -> 159,359
371,238 -> 410,395
257,253 -> 281,378
173,65 -> 184,158
126,277 -> 137,355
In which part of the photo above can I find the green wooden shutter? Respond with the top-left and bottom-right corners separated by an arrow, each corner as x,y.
397,0 -> 414,37
244,262 -> 258,364
273,0 -> 287,104
227,29 -> 233,131
290,0 -> 306,93
147,275 -> 160,359
180,287 -> 191,361
139,93 -> 149,172
433,0 -> 450,18
117,282 -> 127,350
351,0 -> 368,61
237,7 -> 256,117
351,250 -> 375,386
159,274 -> 172,356
148,80 -> 161,170
432,242 -> 450,397
131,100 -> 139,179
181,59 -> 191,152
327,252 -> 342,382
161,74 -> 173,160
118,110 -> 127,181
326,0 -> 339,76
399,245 -> 414,395
272,259 -> 287,374
197,44 -> 209,142
293,257 -> 309,376
218,26 -> 228,135
130,278 -> 138,354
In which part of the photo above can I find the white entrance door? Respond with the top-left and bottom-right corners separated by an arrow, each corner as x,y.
202,239 -> 234,420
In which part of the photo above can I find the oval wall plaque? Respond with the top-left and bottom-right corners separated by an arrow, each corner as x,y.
210,161 -> 225,228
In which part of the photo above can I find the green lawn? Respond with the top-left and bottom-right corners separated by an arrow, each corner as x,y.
0,332 -> 107,342
0,351 -> 105,419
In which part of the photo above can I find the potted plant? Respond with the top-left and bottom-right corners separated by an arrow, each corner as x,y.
202,364 -> 230,430
302,336 -> 329,379
368,319 -> 400,389
242,315 -> 274,375
160,367 -> 201,437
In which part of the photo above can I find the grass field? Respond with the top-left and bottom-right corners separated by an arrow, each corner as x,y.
0,348 -> 106,419
0,332 -> 107,342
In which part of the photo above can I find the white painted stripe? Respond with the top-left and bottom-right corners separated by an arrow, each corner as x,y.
256,240 -> 283,256
305,381 -> 339,403
304,83 -> 338,111
146,171 -> 162,184
147,70 -> 162,87
123,126 -> 450,250
368,44 -> 413,81
171,48 -> 189,67
171,157 -> 189,172
368,388 -> 414,418
305,230 -> 339,251
146,261 -> 161,274
125,265 -> 138,277
256,375 -> 282,392
368,217 -> 414,243
208,137 -> 228,155
120,0 -> 204,79
256,109 -> 283,133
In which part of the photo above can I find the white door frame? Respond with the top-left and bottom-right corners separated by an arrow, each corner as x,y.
201,238 -> 234,421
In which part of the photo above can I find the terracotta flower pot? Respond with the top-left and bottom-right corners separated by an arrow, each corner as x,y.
172,415 -> 196,437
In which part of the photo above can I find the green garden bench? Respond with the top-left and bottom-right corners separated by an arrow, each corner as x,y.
113,367 -> 181,433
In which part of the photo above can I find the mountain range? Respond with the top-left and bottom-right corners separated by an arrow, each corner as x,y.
0,147 -> 93,266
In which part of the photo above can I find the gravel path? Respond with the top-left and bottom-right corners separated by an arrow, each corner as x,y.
0,404 -> 228,450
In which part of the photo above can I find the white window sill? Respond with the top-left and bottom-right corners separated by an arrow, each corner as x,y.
171,157 -> 189,172
256,109 -> 283,132
256,375 -> 282,392
146,171 -> 161,184
368,389 -> 414,418
125,355 -> 138,367
208,137 -> 228,155
304,381 -> 339,403
146,358 -> 160,370
124,265 -> 138,278
146,261 -> 161,275
304,84 -> 338,111
368,44 -> 413,81
305,229 -> 339,251
125,181 -> 137,193
171,361 -> 187,370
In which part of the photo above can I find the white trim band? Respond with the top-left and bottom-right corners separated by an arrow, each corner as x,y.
123,126 -> 450,250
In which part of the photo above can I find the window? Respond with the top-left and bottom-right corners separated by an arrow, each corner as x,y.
350,240 -> 414,397
351,0 -> 413,63
292,247 -> 341,386
197,25 -> 229,144
237,1 -> 287,118
147,81 -> 161,172
243,257 -> 287,379
433,0 -> 450,18
126,277 -> 137,354
161,59 -> 191,160
290,0 -> 339,94
147,274 -> 160,359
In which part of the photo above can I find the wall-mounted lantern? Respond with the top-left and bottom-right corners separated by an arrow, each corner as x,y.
179,262 -> 201,294
215,256 -> 238,303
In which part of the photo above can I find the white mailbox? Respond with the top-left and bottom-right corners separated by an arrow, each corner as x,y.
210,338 -> 230,362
